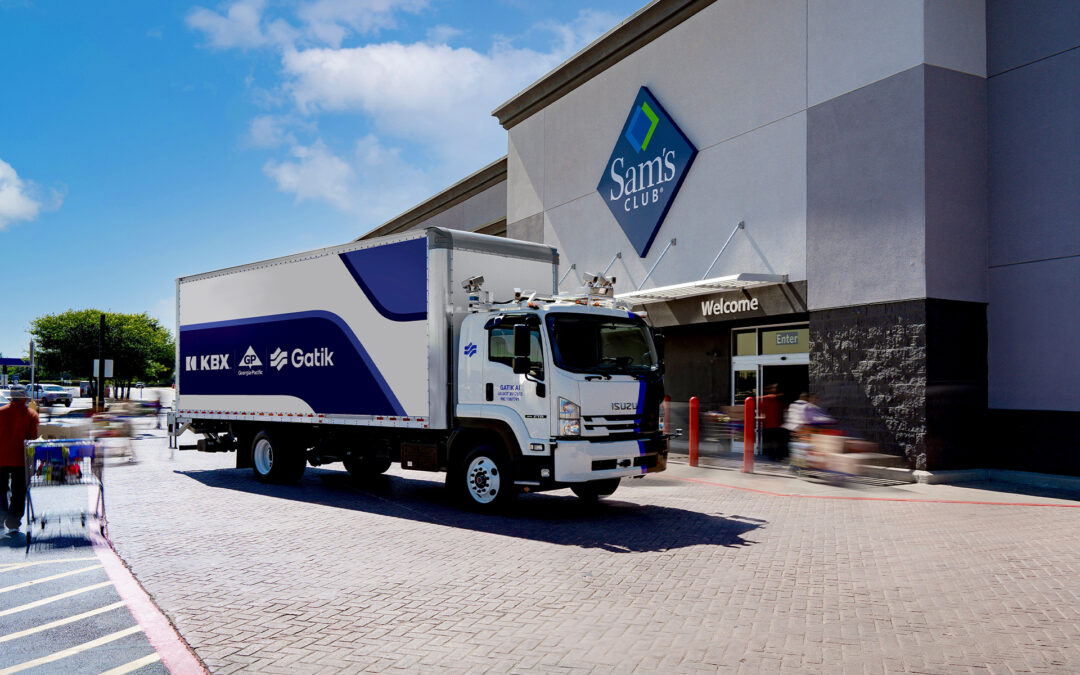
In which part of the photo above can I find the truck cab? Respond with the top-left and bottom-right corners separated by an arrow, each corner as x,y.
454,291 -> 668,506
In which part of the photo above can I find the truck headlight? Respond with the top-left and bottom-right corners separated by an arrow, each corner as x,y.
559,397 -> 580,436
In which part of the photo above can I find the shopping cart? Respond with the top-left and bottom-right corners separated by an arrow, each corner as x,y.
23,439 -> 106,549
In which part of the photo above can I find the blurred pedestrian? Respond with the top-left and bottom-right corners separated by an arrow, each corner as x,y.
0,386 -> 39,532
760,384 -> 787,460
784,392 -> 836,432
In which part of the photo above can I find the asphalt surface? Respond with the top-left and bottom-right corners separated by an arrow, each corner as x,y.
97,426 -> 1080,674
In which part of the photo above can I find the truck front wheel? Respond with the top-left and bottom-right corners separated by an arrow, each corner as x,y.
251,430 -> 306,484
571,478 -> 620,501
455,445 -> 515,510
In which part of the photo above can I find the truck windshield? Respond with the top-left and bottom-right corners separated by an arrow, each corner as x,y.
546,315 -> 657,375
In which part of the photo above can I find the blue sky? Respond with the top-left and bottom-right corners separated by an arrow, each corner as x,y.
0,0 -> 646,359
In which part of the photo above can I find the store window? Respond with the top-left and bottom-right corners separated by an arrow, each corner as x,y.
760,328 -> 809,355
733,329 -> 757,356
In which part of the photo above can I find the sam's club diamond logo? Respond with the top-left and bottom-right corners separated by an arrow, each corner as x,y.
597,86 -> 697,257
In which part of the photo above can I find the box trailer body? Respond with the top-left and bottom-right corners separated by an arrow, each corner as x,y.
173,228 -> 668,508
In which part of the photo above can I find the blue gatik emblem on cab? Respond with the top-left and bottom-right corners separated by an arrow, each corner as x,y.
463,342 -> 477,357
597,86 -> 697,258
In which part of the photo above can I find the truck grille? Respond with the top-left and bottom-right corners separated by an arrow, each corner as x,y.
583,414 -> 640,434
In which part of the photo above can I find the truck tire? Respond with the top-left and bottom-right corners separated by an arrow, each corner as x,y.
251,430 -> 306,484
343,455 -> 392,477
571,478 -> 620,501
454,445 -> 515,510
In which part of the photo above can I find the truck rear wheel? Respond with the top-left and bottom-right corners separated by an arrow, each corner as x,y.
454,445 -> 515,510
571,478 -> 620,501
251,430 -> 306,484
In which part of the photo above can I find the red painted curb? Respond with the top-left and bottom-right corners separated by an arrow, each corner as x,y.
672,475 -> 1080,508
91,532 -> 207,675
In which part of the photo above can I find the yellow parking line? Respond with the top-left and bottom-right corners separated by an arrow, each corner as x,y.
0,625 -> 142,674
0,581 -> 113,618
0,565 -> 103,594
0,557 -> 98,573
0,601 -> 126,644
98,653 -> 162,675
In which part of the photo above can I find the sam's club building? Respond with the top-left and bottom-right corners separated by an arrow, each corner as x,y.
362,0 -> 1080,475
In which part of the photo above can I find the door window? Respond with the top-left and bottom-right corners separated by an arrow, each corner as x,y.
488,326 -> 544,378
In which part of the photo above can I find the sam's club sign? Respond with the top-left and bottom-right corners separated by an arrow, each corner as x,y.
597,86 -> 697,257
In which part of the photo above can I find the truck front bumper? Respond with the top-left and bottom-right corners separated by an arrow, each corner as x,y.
553,436 -> 667,483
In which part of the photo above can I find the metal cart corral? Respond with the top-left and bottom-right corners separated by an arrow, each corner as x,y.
23,439 -> 106,549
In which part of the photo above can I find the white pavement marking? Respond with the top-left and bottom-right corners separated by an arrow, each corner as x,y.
0,601 -> 126,644
0,557 -> 99,573
98,653 -> 163,675
0,625 -> 143,674
0,565 -> 103,594
0,581 -> 113,617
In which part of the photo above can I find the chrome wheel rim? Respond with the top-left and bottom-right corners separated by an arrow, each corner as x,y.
466,456 -> 500,504
254,439 -> 274,475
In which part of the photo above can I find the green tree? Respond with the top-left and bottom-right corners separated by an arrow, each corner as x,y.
30,310 -> 175,394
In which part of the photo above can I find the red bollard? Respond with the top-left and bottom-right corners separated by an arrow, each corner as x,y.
688,396 -> 699,467
662,395 -> 671,435
743,396 -> 755,473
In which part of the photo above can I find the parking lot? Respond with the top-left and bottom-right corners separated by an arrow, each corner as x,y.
92,429 -> 1080,674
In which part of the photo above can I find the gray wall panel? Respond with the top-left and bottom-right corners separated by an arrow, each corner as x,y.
925,66 -> 988,303
507,111 -> 545,224
924,0 -> 987,78
807,67 -> 927,310
808,0 -> 924,106
988,47 -> 1080,266
987,0 -> 1080,75
988,256 -> 1080,411
545,113 -> 807,292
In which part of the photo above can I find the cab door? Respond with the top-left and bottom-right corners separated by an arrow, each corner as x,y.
483,320 -> 549,439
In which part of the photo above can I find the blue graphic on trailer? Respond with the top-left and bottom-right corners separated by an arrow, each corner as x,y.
339,237 -> 428,322
463,342 -> 477,357
597,86 -> 697,257
180,310 -> 406,416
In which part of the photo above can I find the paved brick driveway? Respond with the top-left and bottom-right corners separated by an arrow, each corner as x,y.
104,435 -> 1080,673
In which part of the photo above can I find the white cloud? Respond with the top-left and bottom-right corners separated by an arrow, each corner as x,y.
187,0 -> 427,50
187,2 -> 621,225
263,140 -> 355,209
425,24 -> 462,45
187,0 -> 273,49
0,158 -> 58,231
280,10 -> 616,173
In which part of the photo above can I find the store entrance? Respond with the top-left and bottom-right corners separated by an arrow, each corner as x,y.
762,364 -> 809,409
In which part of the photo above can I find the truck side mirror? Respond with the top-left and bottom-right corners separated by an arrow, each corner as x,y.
512,356 -> 530,374
653,332 -> 665,360
513,324 -> 531,357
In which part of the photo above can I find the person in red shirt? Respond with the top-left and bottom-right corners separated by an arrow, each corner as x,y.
760,384 -> 787,460
1,386 -> 39,532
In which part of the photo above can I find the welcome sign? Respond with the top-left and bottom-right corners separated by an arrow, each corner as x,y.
597,86 -> 697,257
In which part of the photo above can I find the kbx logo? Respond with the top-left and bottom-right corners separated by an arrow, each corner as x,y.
185,354 -> 230,371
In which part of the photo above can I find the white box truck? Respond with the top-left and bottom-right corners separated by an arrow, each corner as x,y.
170,228 -> 668,509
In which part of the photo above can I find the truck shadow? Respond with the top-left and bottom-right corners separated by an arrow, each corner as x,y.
176,467 -> 762,553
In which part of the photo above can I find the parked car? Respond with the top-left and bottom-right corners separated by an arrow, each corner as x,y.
28,383 -> 73,407
0,391 -> 9,406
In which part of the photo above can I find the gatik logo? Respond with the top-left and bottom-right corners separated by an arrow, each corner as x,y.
597,86 -> 697,258
270,348 -> 288,371
463,342 -> 477,357
269,347 -> 335,371
185,354 -> 230,371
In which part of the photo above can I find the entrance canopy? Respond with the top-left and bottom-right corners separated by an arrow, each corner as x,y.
615,273 -> 788,306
